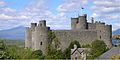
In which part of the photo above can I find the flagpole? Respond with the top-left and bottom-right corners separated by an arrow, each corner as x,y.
81,7 -> 84,15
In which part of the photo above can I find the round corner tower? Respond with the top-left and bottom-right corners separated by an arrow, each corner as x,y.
25,23 -> 37,48
25,27 -> 32,48
32,20 -> 50,55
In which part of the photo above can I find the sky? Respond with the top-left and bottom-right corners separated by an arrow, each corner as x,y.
0,0 -> 120,31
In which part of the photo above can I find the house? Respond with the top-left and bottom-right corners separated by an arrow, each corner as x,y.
71,45 -> 91,60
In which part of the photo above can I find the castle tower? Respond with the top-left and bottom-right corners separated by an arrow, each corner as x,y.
25,27 -> 32,48
32,20 -> 50,55
31,23 -> 37,31
104,25 -> 112,48
95,21 -> 112,48
71,14 -> 88,30
71,18 -> 78,30
25,23 -> 37,48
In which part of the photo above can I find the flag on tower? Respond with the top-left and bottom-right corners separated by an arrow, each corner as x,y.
81,7 -> 84,9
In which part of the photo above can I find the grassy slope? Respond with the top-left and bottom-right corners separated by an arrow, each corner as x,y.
0,39 -> 24,47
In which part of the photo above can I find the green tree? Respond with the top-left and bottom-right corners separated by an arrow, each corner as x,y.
46,30 -> 64,59
64,48 -> 71,59
90,40 -> 108,59
64,40 -> 81,59
0,40 -> 11,59
7,46 -> 33,59
82,44 -> 91,48
69,40 -> 81,49
30,50 -> 44,59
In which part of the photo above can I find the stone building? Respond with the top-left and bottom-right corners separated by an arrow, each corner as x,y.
71,45 -> 91,60
25,14 -> 112,55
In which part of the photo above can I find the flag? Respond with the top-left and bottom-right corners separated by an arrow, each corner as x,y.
81,7 -> 84,9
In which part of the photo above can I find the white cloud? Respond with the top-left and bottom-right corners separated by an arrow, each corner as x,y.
0,14 -> 13,20
0,0 -> 119,31
0,0 -> 71,30
0,1 -> 6,7
57,0 -> 88,13
91,0 -> 120,30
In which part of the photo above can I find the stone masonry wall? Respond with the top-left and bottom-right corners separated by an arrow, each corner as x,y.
53,30 -> 98,51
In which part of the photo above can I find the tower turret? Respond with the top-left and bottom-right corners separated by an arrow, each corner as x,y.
38,20 -> 46,27
31,23 -> 37,31
32,20 -> 50,55
76,14 -> 87,30
25,27 -> 32,48
71,18 -> 78,30
71,14 -> 88,30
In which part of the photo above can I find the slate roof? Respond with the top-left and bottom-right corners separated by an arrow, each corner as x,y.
71,48 -> 91,55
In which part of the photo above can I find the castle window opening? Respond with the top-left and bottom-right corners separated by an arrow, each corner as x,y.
100,36 -> 101,39
40,23 -> 42,26
76,20 -> 79,24
40,42 -> 42,45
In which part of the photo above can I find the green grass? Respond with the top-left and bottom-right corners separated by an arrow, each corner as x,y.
0,39 -> 24,47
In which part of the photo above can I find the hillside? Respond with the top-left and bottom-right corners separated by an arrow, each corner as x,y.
0,39 -> 24,47
0,26 -> 25,40
112,29 -> 120,35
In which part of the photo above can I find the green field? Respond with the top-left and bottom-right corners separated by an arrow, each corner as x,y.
0,39 -> 24,47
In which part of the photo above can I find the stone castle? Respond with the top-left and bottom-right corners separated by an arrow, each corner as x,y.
25,14 -> 112,54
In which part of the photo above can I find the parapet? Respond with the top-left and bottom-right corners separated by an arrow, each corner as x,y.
31,23 -> 37,28
95,21 -> 105,25
38,20 -> 46,27
83,14 -> 87,18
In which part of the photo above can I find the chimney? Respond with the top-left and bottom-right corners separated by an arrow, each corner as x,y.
74,44 -> 77,49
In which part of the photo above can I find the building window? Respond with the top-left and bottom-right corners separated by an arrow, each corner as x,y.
40,42 -> 42,45
100,36 -> 101,39
76,20 -> 79,24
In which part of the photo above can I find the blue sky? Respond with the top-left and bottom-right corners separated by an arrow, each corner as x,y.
0,0 -> 120,31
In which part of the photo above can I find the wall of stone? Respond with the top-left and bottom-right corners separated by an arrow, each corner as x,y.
71,18 -> 78,30
25,17 -> 112,55
95,22 -> 112,48
25,27 -> 32,48
32,23 -> 49,55
103,25 -> 112,48
88,23 -> 96,30
76,15 -> 87,30
53,30 -> 98,51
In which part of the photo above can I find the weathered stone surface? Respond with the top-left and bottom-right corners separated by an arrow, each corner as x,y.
25,14 -> 112,55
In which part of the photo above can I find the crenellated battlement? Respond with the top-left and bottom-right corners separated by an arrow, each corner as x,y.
25,14 -> 112,55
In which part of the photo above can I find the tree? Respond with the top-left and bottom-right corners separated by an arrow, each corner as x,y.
90,40 -> 108,59
64,40 -> 81,59
0,40 -> 11,59
82,44 -> 91,48
64,48 -> 71,59
7,46 -> 33,59
48,30 -> 61,49
30,50 -> 44,59
45,43 -> 64,59
69,40 -> 81,49
45,30 -> 64,59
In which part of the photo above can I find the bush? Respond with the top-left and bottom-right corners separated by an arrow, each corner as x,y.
90,40 -> 108,59
64,40 -> 81,59
69,40 -> 81,49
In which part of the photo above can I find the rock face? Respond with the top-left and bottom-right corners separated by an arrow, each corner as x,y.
25,14 -> 112,55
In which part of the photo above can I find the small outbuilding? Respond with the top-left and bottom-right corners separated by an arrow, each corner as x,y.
71,45 -> 91,60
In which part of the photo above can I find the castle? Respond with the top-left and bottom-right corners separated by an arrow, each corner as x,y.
25,14 -> 112,55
